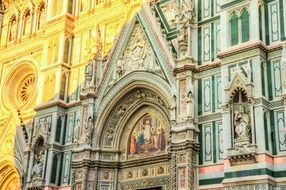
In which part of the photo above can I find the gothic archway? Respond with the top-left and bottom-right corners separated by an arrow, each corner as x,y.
96,84 -> 171,190
0,161 -> 21,190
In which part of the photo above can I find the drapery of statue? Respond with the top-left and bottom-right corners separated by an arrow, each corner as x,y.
232,89 -> 251,147
128,114 -> 166,159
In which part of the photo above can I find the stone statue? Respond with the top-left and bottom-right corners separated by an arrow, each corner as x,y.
32,150 -> 44,181
176,0 -> 195,59
85,117 -> 93,145
234,109 -> 251,141
74,119 -> 80,144
85,59 -> 96,88
170,95 -> 177,121
186,91 -> 193,118
115,56 -> 125,79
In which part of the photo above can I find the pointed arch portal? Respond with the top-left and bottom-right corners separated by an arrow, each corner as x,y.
0,161 -> 21,190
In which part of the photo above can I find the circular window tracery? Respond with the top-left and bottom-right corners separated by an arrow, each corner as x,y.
2,62 -> 38,110
17,74 -> 36,104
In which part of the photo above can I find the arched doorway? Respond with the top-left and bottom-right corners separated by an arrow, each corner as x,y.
0,161 -> 21,190
97,86 -> 171,190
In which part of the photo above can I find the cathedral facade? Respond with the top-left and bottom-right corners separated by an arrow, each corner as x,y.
0,0 -> 286,190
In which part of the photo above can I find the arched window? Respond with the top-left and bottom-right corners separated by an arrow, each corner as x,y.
230,13 -> 239,46
51,154 -> 58,183
60,73 -> 67,100
55,116 -> 62,142
43,74 -> 56,102
241,9 -> 249,42
37,3 -> 46,30
63,38 -> 72,64
23,10 -> 31,36
68,0 -> 74,14
53,40 -> 59,63
48,39 -> 59,64
259,6 -> 264,41
8,16 -> 17,42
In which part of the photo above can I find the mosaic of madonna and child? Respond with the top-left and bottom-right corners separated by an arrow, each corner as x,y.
128,114 -> 166,159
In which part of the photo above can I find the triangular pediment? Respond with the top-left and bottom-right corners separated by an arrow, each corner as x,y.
108,22 -> 164,87
229,73 -> 247,89
227,72 -> 249,99
96,9 -> 176,98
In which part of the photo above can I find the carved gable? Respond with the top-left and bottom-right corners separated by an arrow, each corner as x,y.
227,72 -> 253,102
109,23 -> 163,85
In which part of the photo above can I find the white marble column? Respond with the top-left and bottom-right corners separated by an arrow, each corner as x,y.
254,106 -> 266,151
27,152 -> 35,182
45,150 -> 53,185
54,69 -> 62,100
58,33 -> 65,64
249,0 -> 260,41
32,10 -> 37,34
47,0 -> 53,20
62,0 -> 69,15
221,66 -> 232,156
220,10 -> 228,50
252,56 -> 263,97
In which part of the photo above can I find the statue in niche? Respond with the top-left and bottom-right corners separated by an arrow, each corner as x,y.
9,19 -> 16,41
32,151 -> 44,180
84,27 -> 102,88
176,0 -> 195,59
186,91 -> 193,118
231,89 -> 251,146
84,117 -> 93,145
74,119 -> 81,144
85,59 -> 96,88
234,108 -> 251,140
32,140 -> 45,181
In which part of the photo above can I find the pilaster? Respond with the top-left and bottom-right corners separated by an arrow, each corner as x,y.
170,57 -> 199,190
249,0 -> 260,41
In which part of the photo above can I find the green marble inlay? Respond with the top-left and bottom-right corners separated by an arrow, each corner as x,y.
231,13 -> 239,46
199,177 -> 224,186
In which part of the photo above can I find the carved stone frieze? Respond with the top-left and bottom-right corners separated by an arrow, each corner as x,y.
228,144 -> 257,166
120,176 -> 169,190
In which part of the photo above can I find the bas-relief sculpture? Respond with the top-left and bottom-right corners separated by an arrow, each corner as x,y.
176,0 -> 195,59
128,114 -> 166,159
111,24 -> 160,84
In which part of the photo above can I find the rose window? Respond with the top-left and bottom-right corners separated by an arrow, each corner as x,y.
17,74 -> 36,104
2,62 -> 38,110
